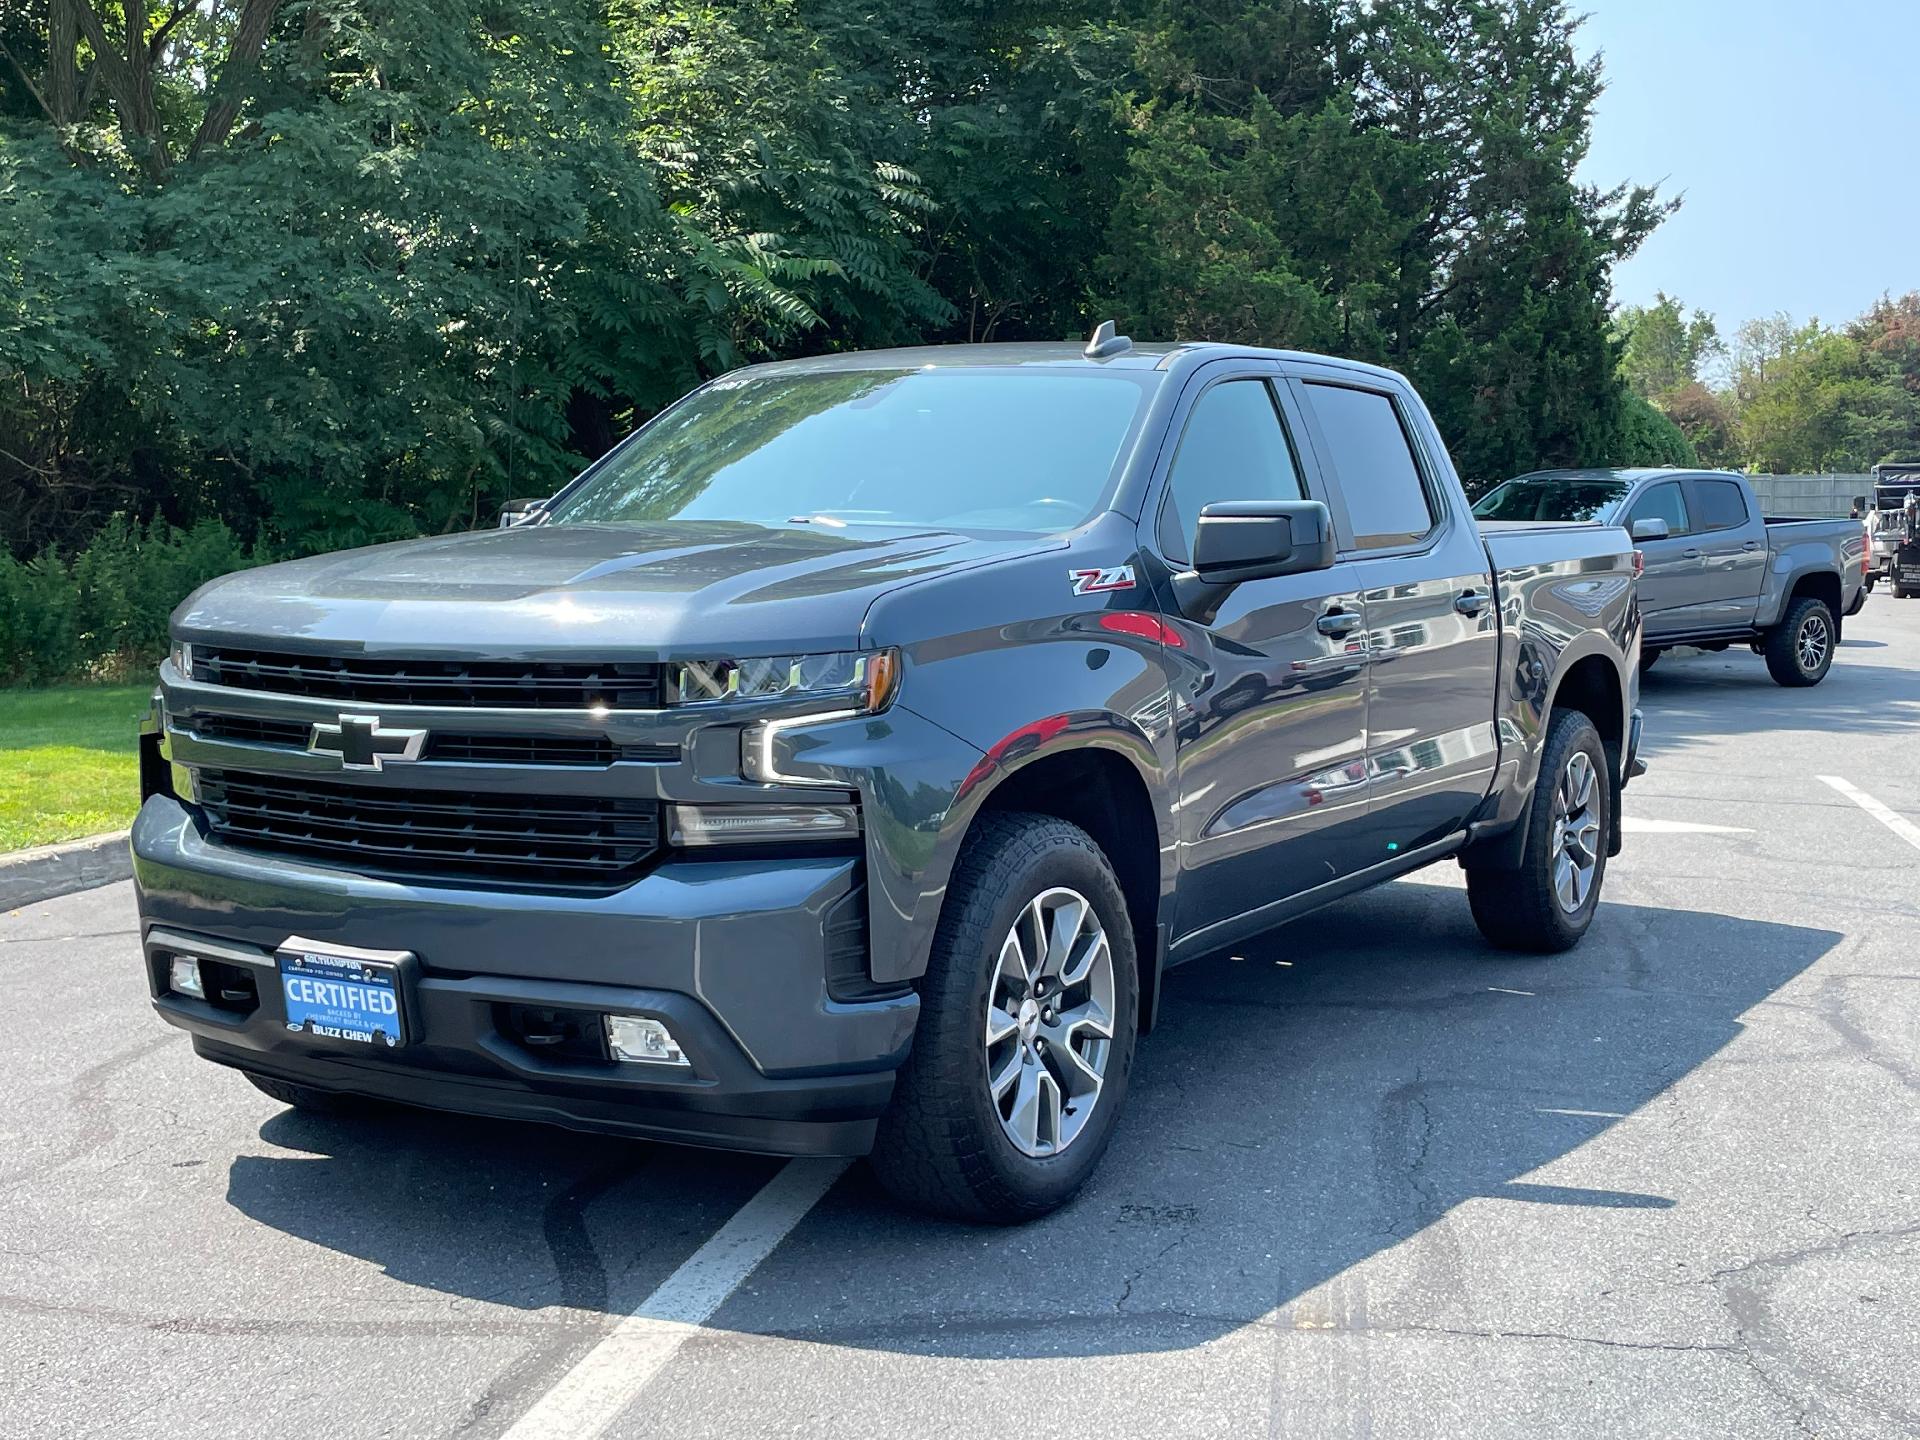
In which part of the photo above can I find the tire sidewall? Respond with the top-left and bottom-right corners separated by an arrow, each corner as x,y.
932,827 -> 1139,1211
1792,601 -> 1835,682
1534,713 -> 1610,944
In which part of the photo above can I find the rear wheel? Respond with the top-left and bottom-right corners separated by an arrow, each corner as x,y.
244,1072 -> 372,1115
869,813 -> 1138,1223
1466,708 -> 1610,954
1763,596 -> 1836,686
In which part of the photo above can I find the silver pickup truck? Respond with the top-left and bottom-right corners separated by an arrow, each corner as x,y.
1474,468 -> 1867,686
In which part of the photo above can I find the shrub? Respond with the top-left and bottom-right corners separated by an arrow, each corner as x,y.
0,517 -> 261,683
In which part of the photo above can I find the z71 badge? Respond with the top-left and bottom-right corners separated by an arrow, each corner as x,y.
1068,565 -> 1136,596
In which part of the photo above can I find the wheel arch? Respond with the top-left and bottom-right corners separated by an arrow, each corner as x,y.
963,742 -> 1169,1034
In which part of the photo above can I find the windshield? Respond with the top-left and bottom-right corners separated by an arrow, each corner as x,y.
545,368 -> 1157,535
1472,477 -> 1633,523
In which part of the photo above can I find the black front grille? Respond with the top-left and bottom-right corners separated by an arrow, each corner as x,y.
197,771 -> 661,886
186,714 -> 677,767
190,646 -> 663,709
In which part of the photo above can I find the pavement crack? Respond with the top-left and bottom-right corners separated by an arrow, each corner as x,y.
1114,1231 -> 1196,1313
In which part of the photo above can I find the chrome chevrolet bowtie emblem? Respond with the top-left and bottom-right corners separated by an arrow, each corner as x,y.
308,714 -> 428,771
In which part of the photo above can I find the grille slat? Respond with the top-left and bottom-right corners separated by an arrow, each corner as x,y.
198,772 -> 660,887
191,647 -> 664,710
186,714 -> 677,767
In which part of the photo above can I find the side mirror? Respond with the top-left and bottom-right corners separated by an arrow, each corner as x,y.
499,497 -> 550,529
1630,517 -> 1670,541
1192,500 -> 1336,585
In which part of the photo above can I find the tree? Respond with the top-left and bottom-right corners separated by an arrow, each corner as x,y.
1662,381 -> 1738,467
1616,292 -> 1721,400
1736,327 -> 1917,474
1613,393 -> 1697,467
1099,0 -> 1670,486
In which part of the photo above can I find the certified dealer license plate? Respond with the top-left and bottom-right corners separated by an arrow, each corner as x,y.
277,940 -> 409,1048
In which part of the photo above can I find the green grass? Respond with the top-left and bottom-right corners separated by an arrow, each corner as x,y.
0,684 -> 152,852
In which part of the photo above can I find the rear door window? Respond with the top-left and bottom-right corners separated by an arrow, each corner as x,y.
1301,383 -> 1436,549
1692,479 -> 1750,532
1159,379 -> 1307,564
1626,481 -> 1690,536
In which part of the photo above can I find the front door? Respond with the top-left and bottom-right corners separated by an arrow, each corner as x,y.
1623,479 -> 1700,638
1157,371 -> 1373,951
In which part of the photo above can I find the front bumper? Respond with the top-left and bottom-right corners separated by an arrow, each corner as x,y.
132,796 -> 918,1156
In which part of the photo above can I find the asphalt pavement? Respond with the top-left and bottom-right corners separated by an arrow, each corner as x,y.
5,599 -> 1919,1439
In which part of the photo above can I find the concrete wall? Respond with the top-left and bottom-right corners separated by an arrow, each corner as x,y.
1742,474 -> 1872,518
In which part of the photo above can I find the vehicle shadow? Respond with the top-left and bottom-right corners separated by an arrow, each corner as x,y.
225,881 -> 1840,1359
1637,650 -> 1920,756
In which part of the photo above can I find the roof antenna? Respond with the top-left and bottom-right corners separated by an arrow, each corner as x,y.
1084,320 -> 1132,360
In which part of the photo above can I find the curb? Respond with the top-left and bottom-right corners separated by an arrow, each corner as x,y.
0,830 -> 133,912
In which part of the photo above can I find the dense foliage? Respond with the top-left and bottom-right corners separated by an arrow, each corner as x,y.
3,0 -> 1684,677
1618,290 -> 1920,474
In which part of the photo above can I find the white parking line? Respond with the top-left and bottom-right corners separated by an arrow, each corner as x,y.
1818,775 -> 1920,853
500,1157 -> 849,1440
1619,817 -> 1751,835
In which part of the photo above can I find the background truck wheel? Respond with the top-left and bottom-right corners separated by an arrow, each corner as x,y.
1896,575 -> 1913,599
1466,708 -> 1610,954
869,813 -> 1138,1223
244,1072 -> 372,1115
1763,596 -> 1836,686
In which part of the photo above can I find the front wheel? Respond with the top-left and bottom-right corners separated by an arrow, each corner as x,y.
1466,708 -> 1610,954
868,813 -> 1138,1223
1763,596 -> 1836,686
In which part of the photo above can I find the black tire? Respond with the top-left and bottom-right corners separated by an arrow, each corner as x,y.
868,813 -> 1138,1223
244,1072 -> 371,1115
1638,648 -> 1660,673
1895,574 -> 1913,599
1466,708 -> 1610,954
1763,595 -> 1837,687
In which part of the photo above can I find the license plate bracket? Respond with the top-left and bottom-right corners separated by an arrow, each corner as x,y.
276,937 -> 414,1049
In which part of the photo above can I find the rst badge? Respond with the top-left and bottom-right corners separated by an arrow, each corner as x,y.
1068,565 -> 1136,596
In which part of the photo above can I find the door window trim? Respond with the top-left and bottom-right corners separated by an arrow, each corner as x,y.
1626,479 -> 1694,538
1283,373 -> 1452,560
1147,367 -> 1321,570
1685,476 -> 1750,533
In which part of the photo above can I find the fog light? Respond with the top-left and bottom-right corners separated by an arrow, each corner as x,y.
169,955 -> 205,1000
668,803 -> 859,846
605,1015 -> 689,1067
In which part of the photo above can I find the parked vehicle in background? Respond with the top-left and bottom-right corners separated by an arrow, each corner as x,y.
1474,468 -> 1866,686
1870,464 -> 1920,598
133,332 -> 1643,1222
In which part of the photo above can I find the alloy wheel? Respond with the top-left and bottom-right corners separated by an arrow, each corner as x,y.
1796,612 -> 1830,674
983,887 -> 1116,1157
1549,750 -> 1602,914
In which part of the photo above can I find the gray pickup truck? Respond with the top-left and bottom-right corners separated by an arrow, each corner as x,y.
1474,468 -> 1867,685
134,333 -> 1643,1220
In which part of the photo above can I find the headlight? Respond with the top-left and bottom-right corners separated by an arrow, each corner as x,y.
668,649 -> 899,713
168,640 -> 194,677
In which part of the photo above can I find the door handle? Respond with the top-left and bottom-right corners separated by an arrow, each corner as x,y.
1682,548 -> 1701,559
1742,540 -> 1760,551
1316,610 -> 1363,637
1454,590 -> 1486,615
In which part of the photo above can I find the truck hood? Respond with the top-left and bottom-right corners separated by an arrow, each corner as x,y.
174,521 -> 1047,657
